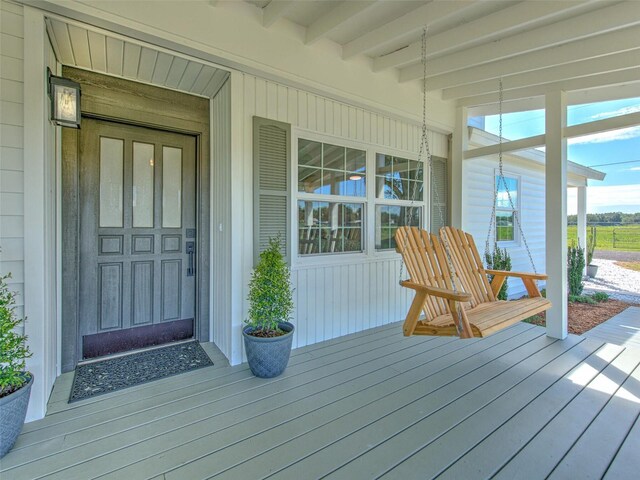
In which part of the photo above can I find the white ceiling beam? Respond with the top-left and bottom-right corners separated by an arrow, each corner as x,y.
443,50 -> 640,101
464,110 -> 640,160
457,70 -> 640,107
262,0 -> 295,28
373,0 -> 587,72
431,26 -> 640,93
341,0 -> 472,60
305,1 -> 377,46
469,84 -> 640,117
464,135 -> 546,159
566,111 -> 640,139
400,1 -> 640,82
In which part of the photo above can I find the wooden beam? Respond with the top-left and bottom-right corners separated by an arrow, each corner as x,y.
373,0 -> 587,72
457,70 -> 640,107
399,1 -> 640,82
464,135 -> 546,160
262,0 -> 294,28
305,1 -> 377,46
450,106 -> 467,228
464,110 -> 640,160
341,0 -> 471,60
443,49 -> 640,101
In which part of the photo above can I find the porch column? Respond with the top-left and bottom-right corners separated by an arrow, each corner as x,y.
545,91 -> 568,339
577,185 -> 588,274
450,105 -> 467,229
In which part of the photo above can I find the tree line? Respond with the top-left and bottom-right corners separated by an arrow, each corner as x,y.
567,212 -> 640,225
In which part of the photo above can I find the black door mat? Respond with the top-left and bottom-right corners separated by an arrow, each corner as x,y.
69,341 -> 213,402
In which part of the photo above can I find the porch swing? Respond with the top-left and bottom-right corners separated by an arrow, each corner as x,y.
395,29 -> 551,339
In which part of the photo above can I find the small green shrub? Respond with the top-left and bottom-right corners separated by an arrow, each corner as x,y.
569,294 -> 596,304
246,237 -> 294,336
567,243 -> 585,297
540,288 -> 547,298
485,245 -> 512,300
0,273 -> 32,398
591,292 -> 610,303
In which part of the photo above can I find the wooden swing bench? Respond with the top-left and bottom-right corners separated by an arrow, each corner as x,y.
395,226 -> 552,339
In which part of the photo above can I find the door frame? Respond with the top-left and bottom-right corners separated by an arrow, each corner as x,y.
61,67 -> 211,372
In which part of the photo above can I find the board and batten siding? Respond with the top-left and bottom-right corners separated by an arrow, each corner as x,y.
463,155 -> 547,299
225,72 -> 449,364
0,0 -> 25,322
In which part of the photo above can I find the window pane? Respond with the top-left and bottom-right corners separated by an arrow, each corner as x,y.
323,143 -> 344,170
342,174 -> 366,197
298,200 -> 364,255
299,139 -> 322,167
298,166 -> 322,193
346,148 -> 366,172
132,142 -> 154,228
375,205 -> 421,250
409,160 -> 424,181
496,211 -> 515,241
162,146 -> 182,228
322,169 -> 345,195
99,137 -> 124,228
376,154 -> 422,201
496,175 -> 518,209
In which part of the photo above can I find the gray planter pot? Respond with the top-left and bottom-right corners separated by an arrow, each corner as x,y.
587,264 -> 599,278
0,373 -> 33,459
243,322 -> 294,378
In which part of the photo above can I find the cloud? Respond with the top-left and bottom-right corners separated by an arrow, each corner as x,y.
590,105 -> 640,120
630,167 -> 640,171
567,184 -> 640,215
568,126 -> 640,145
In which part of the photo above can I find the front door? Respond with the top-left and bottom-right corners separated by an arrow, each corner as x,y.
78,119 -> 197,359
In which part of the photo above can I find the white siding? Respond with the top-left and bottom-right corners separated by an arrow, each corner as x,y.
0,0 -> 24,320
230,72 -> 449,363
463,155 -> 547,299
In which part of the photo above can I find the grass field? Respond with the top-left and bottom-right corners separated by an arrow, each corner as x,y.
568,225 -> 640,251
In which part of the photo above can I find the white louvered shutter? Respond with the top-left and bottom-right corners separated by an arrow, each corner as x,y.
430,156 -> 449,232
253,117 -> 291,265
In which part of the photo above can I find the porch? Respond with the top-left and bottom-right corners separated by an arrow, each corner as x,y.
2,321 -> 639,479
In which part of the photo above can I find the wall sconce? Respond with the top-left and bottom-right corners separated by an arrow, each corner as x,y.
48,68 -> 81,128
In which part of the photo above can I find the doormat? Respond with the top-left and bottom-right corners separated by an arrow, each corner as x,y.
69,341 -> 213,402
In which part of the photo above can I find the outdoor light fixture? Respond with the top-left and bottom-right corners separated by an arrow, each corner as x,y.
48,69 -> 81,128
349,174 -> 363,181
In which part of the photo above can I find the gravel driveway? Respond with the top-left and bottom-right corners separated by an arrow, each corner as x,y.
583,258 -> 640,303
593,250 -> 640,262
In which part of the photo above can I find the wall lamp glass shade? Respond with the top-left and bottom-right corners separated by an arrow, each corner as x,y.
48,69 -> 81,128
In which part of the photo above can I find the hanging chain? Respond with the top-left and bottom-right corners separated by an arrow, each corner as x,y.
484,78 -> 538,274
398,26 -> 465,336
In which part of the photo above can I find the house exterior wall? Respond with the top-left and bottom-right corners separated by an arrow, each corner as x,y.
463,154 -> 547,299
0,0 -> 25,324
225,71 -> 449,365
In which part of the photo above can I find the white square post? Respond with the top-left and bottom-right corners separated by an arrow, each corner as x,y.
545,90 -> 568,339
450,105 -> 467,229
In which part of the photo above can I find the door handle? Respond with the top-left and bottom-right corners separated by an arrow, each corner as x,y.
186,241 -> 195,277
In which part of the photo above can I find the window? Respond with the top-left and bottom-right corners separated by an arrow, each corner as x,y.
297,139 -> 365,255
495,174 -> 519,242
375,153 -> 423,250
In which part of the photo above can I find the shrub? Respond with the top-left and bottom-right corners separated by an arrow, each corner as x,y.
485,245 -> 512,300
591,292 -> 610,303
246,237 -> 294,335
567,243 -> 585,297
569,294 -> 596,304
0,273 -> 32,399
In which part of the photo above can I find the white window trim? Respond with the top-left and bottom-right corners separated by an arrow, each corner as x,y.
291,129 -> 428,267
494,169 -> 521,246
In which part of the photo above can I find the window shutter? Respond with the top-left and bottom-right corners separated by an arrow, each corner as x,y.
430,156 -> 449,232
253,116 -> 291,265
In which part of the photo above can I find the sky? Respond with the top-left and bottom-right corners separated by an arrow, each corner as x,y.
483,97 -> 640,215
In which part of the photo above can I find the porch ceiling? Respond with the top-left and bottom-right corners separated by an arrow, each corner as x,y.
240,0 -> 640,113
45,17 -> 230,98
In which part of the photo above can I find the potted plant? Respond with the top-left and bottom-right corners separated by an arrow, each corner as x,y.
586,226 -> 598,278
243,237 -> 295,378
1,273 -> 33,458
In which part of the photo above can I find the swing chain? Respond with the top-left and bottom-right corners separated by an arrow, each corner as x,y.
484,79 -> 538,275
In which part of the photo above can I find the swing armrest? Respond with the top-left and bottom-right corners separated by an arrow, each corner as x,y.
485,270 -> 548,281
400,281 -> 472,302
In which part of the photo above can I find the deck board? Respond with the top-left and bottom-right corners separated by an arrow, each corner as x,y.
1,321 -> 639,480
584,306 -> 640,350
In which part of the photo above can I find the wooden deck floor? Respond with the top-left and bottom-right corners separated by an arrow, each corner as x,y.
584,306 -> 640,350
2,322 -> 640,479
